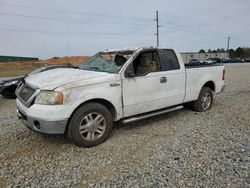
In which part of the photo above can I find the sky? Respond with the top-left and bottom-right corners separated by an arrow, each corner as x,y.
0,0 -> 250,59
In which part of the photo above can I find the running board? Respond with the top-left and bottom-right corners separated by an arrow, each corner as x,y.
122,105 -> 184,124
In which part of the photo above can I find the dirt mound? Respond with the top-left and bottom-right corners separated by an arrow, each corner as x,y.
0,56 -> 90,77
45,56 -> 89,67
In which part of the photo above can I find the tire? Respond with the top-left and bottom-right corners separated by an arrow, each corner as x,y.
192,87 -> 213,112
68,102 -> 113,147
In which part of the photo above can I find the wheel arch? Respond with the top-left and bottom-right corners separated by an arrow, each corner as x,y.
65,98 -> 118,135
202,81 -> 215,92
192,83 -> 214,112
68,98 -> 117,121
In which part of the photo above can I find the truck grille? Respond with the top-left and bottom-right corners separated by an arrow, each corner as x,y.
17,83 -> 36,103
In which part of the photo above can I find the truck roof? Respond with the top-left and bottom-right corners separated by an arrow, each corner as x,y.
102,46 -> 175,53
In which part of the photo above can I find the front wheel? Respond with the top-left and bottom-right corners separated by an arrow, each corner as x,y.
192,87 -> 213,112
68,102 -> 113,147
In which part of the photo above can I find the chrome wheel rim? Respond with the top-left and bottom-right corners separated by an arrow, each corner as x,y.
201,92 -> 212,110
79,113 -> 106,141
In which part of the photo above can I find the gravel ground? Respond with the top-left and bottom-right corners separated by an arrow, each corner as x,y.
0,64 -> 250,187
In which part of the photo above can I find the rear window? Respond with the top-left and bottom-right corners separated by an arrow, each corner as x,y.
158,49 -> 180,71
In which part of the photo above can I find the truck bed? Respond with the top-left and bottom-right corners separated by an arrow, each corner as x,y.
185,63 -> 223,68
184,64 -> 225,103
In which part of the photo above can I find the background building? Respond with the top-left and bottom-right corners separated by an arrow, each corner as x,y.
181,52 -> 229,64
0,55 -> 38,62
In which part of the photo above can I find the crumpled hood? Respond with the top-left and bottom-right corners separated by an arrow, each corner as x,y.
25,68 -> 109,90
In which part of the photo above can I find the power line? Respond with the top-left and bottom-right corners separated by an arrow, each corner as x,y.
1,6 -> 248,48
160,32 -> 224,46
0,26 -> 226,45
2,2 -> 248,43
161,26 -> 228,43
0,12 -> 152,27
161,23 -> 250,45
0,12 -> 154,26
0,3 -> 153,22
0,3 -> 233,41
160,17 -> 227,36
160,21 -> 226,38
0,27 -> 153,36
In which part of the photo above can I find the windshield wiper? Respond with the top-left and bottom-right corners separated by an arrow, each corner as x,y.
90,66 -> 100,70
80,66 -> 102,72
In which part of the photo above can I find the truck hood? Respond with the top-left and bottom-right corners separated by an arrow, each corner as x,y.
25,68 -> 110,90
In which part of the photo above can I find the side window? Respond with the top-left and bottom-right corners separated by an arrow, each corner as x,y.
158,49 -> 180,71
133,51 -> 160,76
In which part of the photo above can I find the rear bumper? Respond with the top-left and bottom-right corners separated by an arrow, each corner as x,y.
221,84 -> 225,92
216,84 -> 225,94
17,108 -> 68,134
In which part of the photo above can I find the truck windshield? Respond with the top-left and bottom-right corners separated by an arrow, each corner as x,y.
79,51 -> 133,73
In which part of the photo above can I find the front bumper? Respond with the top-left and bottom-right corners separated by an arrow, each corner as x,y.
16,98 -> 69,135
17,107 -> 68,134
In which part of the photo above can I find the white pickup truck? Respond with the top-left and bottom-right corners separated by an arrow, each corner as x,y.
16,47 -> 225,147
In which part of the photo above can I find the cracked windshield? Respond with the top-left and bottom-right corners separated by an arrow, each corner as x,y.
79,51 -> 133,73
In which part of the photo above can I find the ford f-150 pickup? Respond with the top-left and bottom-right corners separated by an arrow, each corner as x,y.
16,47 -> 225,147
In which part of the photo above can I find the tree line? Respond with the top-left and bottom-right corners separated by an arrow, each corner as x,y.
198,47 -> 250,58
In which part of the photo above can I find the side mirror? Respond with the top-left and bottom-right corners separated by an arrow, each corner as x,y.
124,63 -> 135,77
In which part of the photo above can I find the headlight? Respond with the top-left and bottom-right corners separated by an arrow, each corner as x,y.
35,90 -> 63,105
3,80 -> 18,86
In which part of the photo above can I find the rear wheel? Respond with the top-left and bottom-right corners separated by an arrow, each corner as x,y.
192,87 -> 213,112
68,102 -> 113,147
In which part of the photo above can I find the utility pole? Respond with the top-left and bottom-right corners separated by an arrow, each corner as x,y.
227,36 -> 230,58
155,11 -> 161,47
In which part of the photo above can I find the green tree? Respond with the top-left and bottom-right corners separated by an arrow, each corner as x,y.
217,48 -> 225,53
228,49 -> 235,58
242,47 -> 250,57
208,49 -> 212,53
234,47 -> 244,57
199,49 -> 206,53
220,48 -> 225,52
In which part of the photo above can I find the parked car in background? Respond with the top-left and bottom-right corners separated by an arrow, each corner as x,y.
208,58 -> 221,63
189,59 -> 202,65
231,57 -> 244,63
0,76 -> 24,98
221,58 -> 232,63
204,59 -> 215,64
0,64 -> 73,98
243,57 -> 250,62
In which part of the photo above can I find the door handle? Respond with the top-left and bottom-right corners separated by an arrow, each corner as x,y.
160,77 -> 167,83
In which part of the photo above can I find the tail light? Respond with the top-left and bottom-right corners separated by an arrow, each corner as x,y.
222,69 -> 225,80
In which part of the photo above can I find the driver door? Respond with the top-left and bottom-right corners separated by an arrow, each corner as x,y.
122,50 -> 169,117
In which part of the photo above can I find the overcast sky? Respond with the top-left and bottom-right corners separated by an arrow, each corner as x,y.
0,0 -> 250,59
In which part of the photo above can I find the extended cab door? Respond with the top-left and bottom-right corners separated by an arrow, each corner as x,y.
122,50 -> 169,117
157,49 -> 186,106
